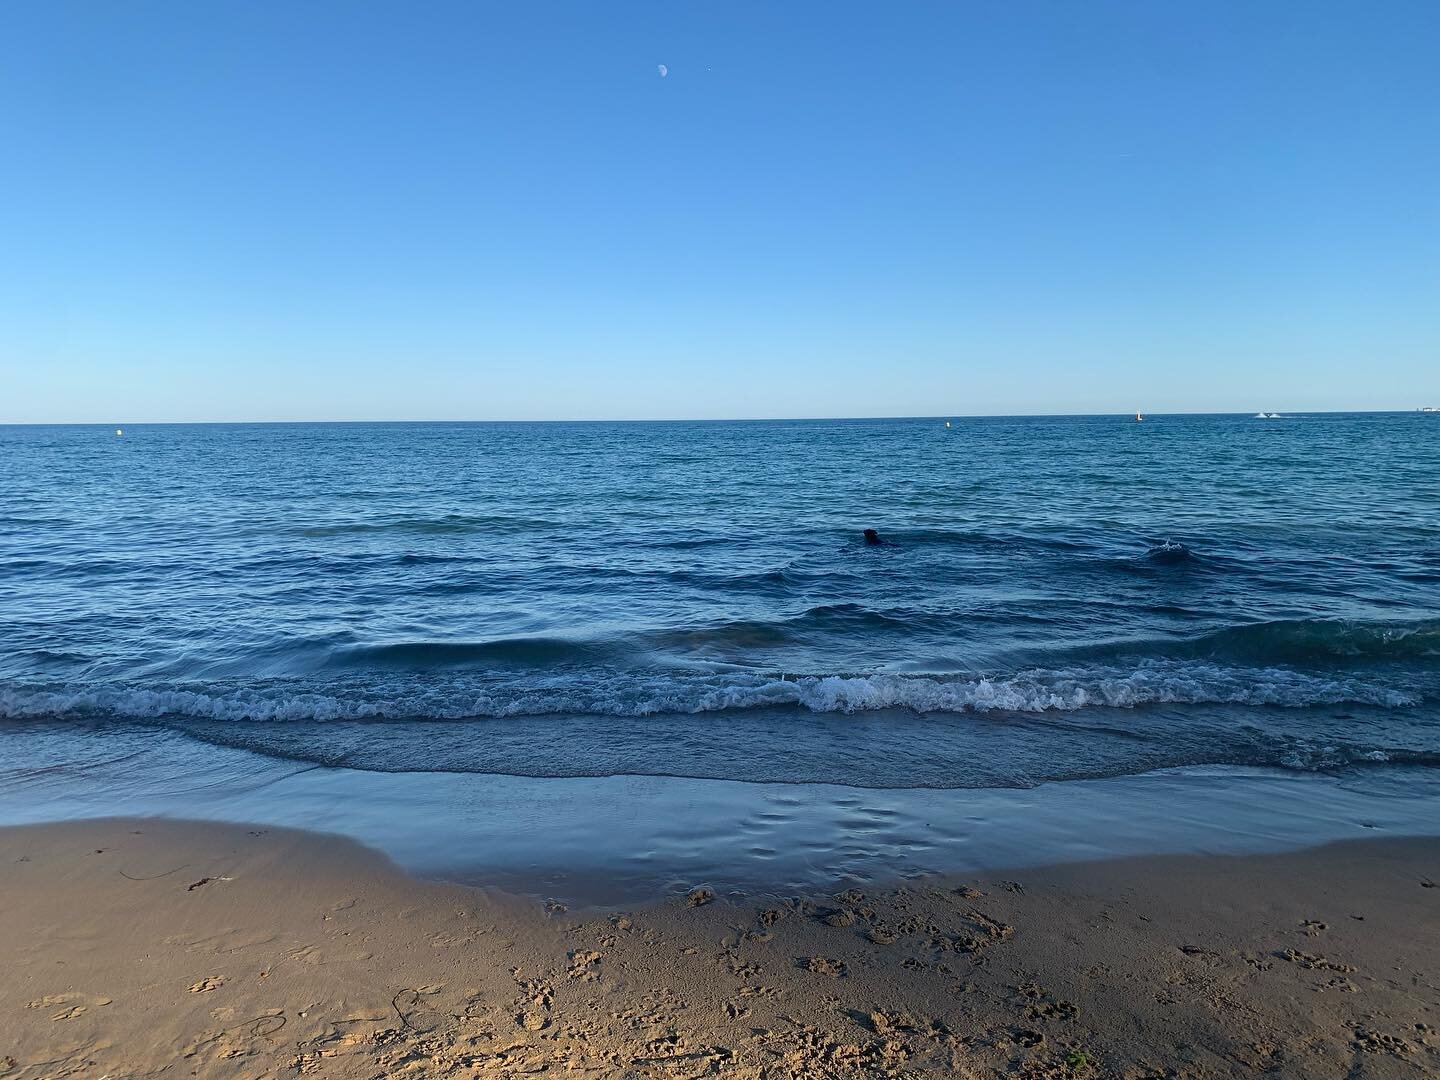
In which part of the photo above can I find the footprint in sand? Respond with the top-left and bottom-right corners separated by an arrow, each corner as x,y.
567,950 -> 603,981
26,993 -> 112,1021
1353,1028 -> 1414,1056
867,1008 -> 949,1038
1277,948 -> 1355,973
1027,999 -> 1081,1022
737,984 -> 781,1000
720,951 -> 762,978
189,977 -> 225,993
1178,944 -> 1224,964
508,970 -> 553,1030
799,956 -> 848,978
26,994 -> 73,1010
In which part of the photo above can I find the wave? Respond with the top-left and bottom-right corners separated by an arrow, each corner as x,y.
1183,617 -> 1440,663
269,614 -> 1440,675
1277,745 -> 1440,772
148,722 -> 1440,787
1063,617 -> 1440,668
298,514 -> 561,538
1142,540 -> 1197,565
647,604 -> 923,649
311,608 -> 960,670
0,662 -> 1416,725
873,528 -> 1093,554
324,636 -> 626,670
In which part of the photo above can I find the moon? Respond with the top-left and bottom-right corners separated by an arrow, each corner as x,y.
657,64 -> 668,77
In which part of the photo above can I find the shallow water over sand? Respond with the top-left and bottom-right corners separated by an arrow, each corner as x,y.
3,721 -> 1437,904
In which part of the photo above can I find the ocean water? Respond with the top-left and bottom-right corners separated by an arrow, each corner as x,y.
2,414 -> 1438,795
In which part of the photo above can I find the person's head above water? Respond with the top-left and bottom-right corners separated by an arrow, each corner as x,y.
863,528 -> 881,545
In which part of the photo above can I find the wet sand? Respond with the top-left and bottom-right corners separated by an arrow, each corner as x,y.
3,819 -> 1438,1078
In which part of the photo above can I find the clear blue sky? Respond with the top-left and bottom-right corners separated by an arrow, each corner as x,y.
3,1 -> 1438,422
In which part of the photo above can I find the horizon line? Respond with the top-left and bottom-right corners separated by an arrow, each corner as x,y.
2,408 -> 1436,427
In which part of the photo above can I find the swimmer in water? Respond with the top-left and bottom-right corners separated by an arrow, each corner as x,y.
863,528 -> 883,545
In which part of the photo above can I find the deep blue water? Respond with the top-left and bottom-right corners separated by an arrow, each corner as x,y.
2,414 -> 1438,789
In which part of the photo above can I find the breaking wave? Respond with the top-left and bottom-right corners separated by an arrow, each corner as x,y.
0,661 -> 1417,725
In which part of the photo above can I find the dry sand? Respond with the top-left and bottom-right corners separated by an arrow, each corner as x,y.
2,818 -> 1437,1078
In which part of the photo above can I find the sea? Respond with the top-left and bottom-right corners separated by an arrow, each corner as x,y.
3,414 -> 1438,899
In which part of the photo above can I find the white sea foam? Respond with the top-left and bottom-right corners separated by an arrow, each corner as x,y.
0,663 -> 1416,723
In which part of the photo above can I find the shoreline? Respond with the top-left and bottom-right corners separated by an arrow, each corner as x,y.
3,817 -> 1437,1077
6,720 -> 1440,905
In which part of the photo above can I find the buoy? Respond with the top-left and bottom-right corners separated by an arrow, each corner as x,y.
115,428 -> 124,436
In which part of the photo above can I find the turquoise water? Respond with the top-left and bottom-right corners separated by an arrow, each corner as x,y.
2,414 -> 1438,790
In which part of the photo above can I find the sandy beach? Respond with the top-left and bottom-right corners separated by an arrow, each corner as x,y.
3,819 -> 1437,1078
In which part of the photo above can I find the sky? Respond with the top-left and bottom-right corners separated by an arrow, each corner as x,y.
2,1 -> 1438,422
